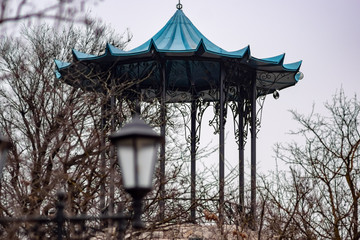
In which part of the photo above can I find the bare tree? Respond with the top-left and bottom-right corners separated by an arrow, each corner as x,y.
259,89 -> 360,240
0,0 -> 101,32
0,20 -> 132,238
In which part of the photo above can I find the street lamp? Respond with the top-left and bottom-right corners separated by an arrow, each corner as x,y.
0,116 -> 162,238
0,135 -> 11,180
109,115 -> 163,229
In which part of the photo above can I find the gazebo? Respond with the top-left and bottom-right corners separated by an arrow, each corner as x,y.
55,2 -> 303,224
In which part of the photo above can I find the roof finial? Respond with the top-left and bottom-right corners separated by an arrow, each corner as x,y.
176,0 -> 183,10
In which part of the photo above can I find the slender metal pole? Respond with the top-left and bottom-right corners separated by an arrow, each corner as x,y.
238,93 -> 245,214
132,198 -> 145,229
250,79 -> 257,228
100,104 -> 106,214
185,60 -> 197,222
190,97 -> 197,222
219,66 -> 226,225
159,61 -> 166,221
109,94 -> 116,215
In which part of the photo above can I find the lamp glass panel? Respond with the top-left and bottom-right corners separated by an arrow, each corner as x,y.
136,138 -> 158,189
116,139 -> 135,189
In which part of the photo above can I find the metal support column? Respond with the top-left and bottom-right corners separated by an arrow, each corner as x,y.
159,61 -> 167,221
250,79 -> 257,228
109,94 -> 115,215
219,66 -> 226,225
100,104 -> 106,213
238,93 -> 245,214
190,97 -> 197,222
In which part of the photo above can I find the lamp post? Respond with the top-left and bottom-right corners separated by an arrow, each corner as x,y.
109,115 -> 163,229
0,116 -> 163,239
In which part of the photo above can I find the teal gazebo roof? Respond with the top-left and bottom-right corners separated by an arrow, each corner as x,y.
103,9 -> 250,58
55,8 -> 303,101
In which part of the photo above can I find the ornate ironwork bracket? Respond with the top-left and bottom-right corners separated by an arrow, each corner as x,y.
180,96 -> 210,151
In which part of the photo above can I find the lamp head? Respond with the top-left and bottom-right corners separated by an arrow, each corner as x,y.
109,115 -> 163,198
273,90 -> 280,99
295,71 -> 304,81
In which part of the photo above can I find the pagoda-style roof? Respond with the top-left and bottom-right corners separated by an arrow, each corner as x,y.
55,9 -> 303,101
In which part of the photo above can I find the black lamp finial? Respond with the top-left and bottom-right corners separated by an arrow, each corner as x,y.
176,0 -> 183,10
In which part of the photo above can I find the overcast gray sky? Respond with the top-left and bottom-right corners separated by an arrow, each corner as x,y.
88,0 -> 360,175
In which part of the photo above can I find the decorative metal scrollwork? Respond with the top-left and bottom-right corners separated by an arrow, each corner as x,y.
229,99 -> 251,148
256,71 -> 293,96
209,102 -> 220,134
208,95 -> 228,135
255,95 -> 266,135
180,96 -> 210,151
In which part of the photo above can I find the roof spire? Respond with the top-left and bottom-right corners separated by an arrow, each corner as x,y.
176,0 -> 183,10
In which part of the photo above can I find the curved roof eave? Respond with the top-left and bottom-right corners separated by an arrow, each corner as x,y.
283,60 -> 302,71
72,49 -> 99,61
54,59 -> 70,78
55,59 -> 71,69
